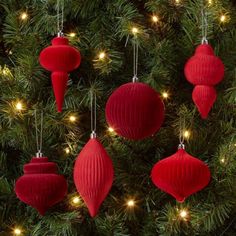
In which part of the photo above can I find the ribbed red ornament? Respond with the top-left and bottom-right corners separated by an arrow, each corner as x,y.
73,137 -> 114,217
15,157 -> 67,215
192,85 -> 217,119
105,82 -> 165,140
39,37 -> 81,112
151,148 -> 211,202
184,44 -> 224,86
184,44 -> 224,119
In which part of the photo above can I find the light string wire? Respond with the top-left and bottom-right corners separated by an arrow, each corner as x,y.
132,38 -> 139,82
90,90 -> 97,138
201,1 -> 208,44
34,110 -> 44,157
178,115 -> 185,149
57,0 -> 64,36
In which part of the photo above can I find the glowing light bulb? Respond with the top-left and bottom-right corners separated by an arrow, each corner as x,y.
179,209 -> 188,219
2,68 -> 7,75
13,228 -> 22,235
108,127 -> 114,133
71,196 -> 81,206
127,199 -> 135,207
20,12 -> 28,20
69,115 -> 76,122
98,52 -> 106,60
69,32 -> 76,37
208,0 -> 212,5
152,15 -> 159,23
220,158 -> 225,163
15,102 -> 23,111
220,15 -> 226,23
131,27 -> 138,34
175,0 -> 180,4
162,92 -> 169,99
183,130 -> 190,138
65,147 -> 70,154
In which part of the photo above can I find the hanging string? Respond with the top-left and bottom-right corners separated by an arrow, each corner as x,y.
90,90 -> 97,138
178,115 -> 185,149
132,39 -> 139,82
34,110 -> 44,157
57,0 -> 64,36
201,2 -> 208,44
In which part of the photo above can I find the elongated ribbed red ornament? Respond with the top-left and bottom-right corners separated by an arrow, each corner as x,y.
105,82 -> 165,140
151,147 -> 211,202
15,157 -> 67,215
39,37 -> 81,112
184,44 -> 224,119
73,137 -> 114,217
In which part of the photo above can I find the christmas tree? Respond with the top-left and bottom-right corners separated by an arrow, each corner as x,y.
1,0 -> 236,235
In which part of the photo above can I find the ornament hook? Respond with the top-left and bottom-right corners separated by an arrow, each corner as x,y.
34,110 -> 44,157
90,90 -> 97,138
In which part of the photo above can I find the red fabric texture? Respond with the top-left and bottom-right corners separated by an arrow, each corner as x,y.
184,44 -> 224,119
192,85 -> 217,119
105,82 -> 165,140
73,138 -> 114,217
151,148 -> 211,202
39,36 -> 81,112
15,157 -> 67,215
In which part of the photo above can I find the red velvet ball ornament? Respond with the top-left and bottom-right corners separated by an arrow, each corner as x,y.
15,157 -> 67,215
105,82 -> 165,140
39,37 -> 81,112
151,147 -> 211,202
73,137 -> 114,217
184,44 -> 224,86
192,85 -> 217,119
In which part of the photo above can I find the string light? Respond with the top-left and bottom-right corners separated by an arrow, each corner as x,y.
131,27 -> 138,35
70,196 -> 81,206
175,0 -> 180,4
126,199 -> 135,207
69,115 -> 76,122
13,228 -> 22,235
20,12 -> 28,20
208,0 -> 212,5
152,15 -> 159,23
65,147 -> 70,154
162,92 -> 169,99
183,130 -> 190,139
220,15 -> 226,23
98,51 -> 106,60
69,32 -> 76,37
179,209 -> 189,220
220,158 -> 225,164
108,127 -> 114,133
15,102 -> 23,111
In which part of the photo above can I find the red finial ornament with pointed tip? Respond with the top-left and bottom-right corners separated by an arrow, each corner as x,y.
15,157 -> 67,215
73,136 -> 114,217
184,44 -> 224,119
151,146 -> 211,202
39,37 -> 81,112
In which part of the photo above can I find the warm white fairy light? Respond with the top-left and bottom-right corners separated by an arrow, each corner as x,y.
65,147 -> 70,154
220,158 -> 225,163
20,12 -> 28,20
208,0 -> 212,5
127,199 -> 135,207
15,102 -> 23,111
13,228 -> 22,235
220,15 -> 226,23
69,32 -> 76,37
183,130 -> 190,139
175,0 -> 180,4
69,115 -> 76,122
70,196 -> 81,206
108,127 -> 114,133
152,15 -> 159,23
131,27 -> 138,35
179,209 -> 189,220
98,52 -> 106,60
162,92 -> 169,99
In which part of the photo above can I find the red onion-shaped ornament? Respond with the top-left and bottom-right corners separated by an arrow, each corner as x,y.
192,85 -> 217,119
39,37 -> 81,112
151,146 -> 211,202
73,136 -> 114,217
15,157 -> 67,215
105,82 -> 165,140
184,44 -> 224,119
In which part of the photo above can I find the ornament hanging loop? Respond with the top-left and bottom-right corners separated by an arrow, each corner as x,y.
34,110 -> 44,157
178,114 -> 185,149
201,5 -> 208,44
132,39 -> 139,83
90,90 -> 97,138
56,0 -> 64,36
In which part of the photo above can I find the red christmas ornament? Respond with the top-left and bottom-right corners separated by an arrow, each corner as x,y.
73,137 -> 114,217
151,147 -> 211,202
39,36 -> 81,112
15,157 -> 67,215
184,44 -> 224,119
105,82 -> 165,140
